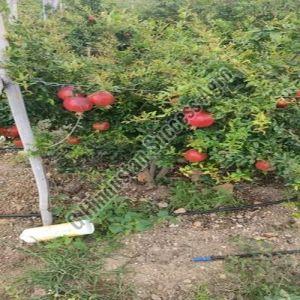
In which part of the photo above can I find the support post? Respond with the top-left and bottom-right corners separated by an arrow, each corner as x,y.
0,14 -> 52,225
42,0 -> 60,19
6,0 -> 18,22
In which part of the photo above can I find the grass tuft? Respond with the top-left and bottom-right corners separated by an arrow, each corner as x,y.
170,180 -> 241,211
6,237 -> 134,300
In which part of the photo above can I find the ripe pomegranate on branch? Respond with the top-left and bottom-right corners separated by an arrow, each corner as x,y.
184,149 -> 208,163
92,121 -> 110,132
0,125 -> 19,138
55,88 -> 116,145
67,136 -> 81,145
87,91 -> 115,108
13,139 -> 23,148
63,96 -> 93,113
57,86 -> 75,101
183,108 -> 215,129
255,160 -> 273,172
57,87 -> 116,113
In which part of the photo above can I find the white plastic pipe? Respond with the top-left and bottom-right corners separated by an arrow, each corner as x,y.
0,13 -> 53,225
20,220 -> 95,243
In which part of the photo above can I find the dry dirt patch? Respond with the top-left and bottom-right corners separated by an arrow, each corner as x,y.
0,153 -> 38,214
107,205 -> 299,299
0,153 -> 41,298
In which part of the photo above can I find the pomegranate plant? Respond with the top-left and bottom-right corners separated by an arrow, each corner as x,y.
87,15 -> 96,23
2,0 -> 299,188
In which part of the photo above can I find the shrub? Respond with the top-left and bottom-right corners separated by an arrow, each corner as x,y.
1,0 -> 299,187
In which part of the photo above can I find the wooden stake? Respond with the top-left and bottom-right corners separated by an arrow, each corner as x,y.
0,14 -> 52,225
6,0 -> 18,22
43,0 -> 60,9
42,0 -> 60,19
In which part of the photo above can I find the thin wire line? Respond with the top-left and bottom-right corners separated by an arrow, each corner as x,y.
31,78 -> 163,93
48,114 -> 82,148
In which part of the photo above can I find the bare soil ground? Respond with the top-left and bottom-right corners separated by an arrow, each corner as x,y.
107,204 -> 299,299
0,152 -> 38,214
0,152 -> 41,298
0,152 -> 299,299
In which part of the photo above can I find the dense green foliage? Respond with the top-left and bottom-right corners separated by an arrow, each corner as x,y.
1,0 -> 299,187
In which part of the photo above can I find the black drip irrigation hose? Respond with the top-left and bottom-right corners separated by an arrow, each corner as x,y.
0,147 -> 19,152
0,213 -> 40,219
0,197 -> 299,219
192,249 -> 300,262
177,196 -> 299,216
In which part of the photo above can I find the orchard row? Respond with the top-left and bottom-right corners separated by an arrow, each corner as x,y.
3,87 -> 299,173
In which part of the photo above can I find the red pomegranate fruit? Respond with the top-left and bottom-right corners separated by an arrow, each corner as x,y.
0,127 -> 7,136
63,96 -> 93,113
67,136 -> 81,145
184,108 -> 215,128
87,91 -> 115,108
276,98 -> 289,108
13,139 -> 23,148
92,121 -> 110,132
5,125 -> 19,138
88,15 -> 96,23
184,149 -> 208,163
57,86 -> 74,100
255,160 -> 272,172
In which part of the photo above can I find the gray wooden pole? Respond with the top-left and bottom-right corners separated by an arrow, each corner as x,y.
0,14 -> 52,225
6,0 -> 18,22
42,0 -> 60,19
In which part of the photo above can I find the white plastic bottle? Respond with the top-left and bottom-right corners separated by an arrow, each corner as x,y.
19,220 -> 95,243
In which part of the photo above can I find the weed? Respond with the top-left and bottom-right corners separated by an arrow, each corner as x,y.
6,238 -> 134,300
92,196 -> 172,236
194,286 -> 214,300
224,255 -> 300,299
194,237 -> 300,300
169,180 -> 241,211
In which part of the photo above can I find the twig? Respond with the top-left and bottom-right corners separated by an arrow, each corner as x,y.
156,167 -> 170,180
148,161 -> 157,185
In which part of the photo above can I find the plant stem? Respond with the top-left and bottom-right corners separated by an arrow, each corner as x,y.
156,167 -> 169,180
